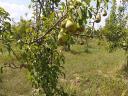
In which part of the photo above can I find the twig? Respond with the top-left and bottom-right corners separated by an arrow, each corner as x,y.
73,33 -> 93,38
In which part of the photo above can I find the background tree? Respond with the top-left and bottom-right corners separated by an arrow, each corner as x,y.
102,0 -> 128,72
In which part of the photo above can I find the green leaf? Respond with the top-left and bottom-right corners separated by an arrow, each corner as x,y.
82,6 -> 87,19
88,9 -> 92,18
96,0 -> 101,9
0,66 -> 3,74
85,0 -> 91,5
105,0 -> 109,2
77,8 -> 82,19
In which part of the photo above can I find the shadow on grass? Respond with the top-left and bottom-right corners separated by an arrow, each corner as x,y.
69,50 -> 81,55
120,64 -> 128,77
69,48 -> 92,55
84,48 -> 92,54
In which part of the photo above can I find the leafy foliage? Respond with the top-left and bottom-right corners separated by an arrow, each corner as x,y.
102,0 -> 128,52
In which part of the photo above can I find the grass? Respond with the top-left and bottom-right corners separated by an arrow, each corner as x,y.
0,53 -> 32,96
0,39 -> 128,96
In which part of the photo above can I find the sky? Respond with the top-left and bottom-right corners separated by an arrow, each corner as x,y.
0,0 -> 32,21
0,0 -> 124,29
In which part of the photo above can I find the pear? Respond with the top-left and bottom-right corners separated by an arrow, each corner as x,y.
95,14 -> 101,23
61,19 -> 67,28
58,12 -> 62,17
72,0 -> 81,4
122,42 -> 126,46
69,5 -> 74,9
76,0 -> 81,3
82,2 -> 87,6
122,41 -> 127,47
58,29 -> 68,45
77,23 -> 85,32
80,41 -> 84,45
102,10 -> 107,16
65,19 -> 77,33
74,0 -> 81,6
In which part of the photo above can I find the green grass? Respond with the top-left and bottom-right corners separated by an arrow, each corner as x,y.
0,39 -> 128,96
0,54 -> 32,96
0,69 -> 32,96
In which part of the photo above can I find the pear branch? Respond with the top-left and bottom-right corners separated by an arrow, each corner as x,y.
28,12 -> 68,45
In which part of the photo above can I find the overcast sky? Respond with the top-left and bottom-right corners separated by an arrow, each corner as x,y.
0,0 -> 123,29
0,0 -> 32,21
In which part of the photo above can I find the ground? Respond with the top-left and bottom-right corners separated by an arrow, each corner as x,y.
0,39 -> 128,96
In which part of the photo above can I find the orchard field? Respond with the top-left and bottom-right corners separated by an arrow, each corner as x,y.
0,0 -> 128,96
0,39 -> 128,96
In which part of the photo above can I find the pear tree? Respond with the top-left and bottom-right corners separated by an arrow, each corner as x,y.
0,0 -> 110,95
102,0 -> 128,72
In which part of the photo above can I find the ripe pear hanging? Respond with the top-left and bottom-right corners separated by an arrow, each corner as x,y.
102,10 -> 107,16
65,19 -> 77,33
95,14 -> 101,23
58,29 -> 69,45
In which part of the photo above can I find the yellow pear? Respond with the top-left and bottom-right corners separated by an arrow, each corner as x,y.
122,41 -> 126,47
76,0 -> 81,3
65,19 -> 77,33
74,0 -> 81,6
61,19 -> 67,28
58,12 -> 62,17
77,23 -> 85,32
95,14 -> 101,23
102,10 -> 107,16
69,5 -> 74,9
58,29 -> 69,45
80,41 -> 84,45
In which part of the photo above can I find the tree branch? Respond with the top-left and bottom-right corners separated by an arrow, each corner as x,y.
28,12 -> 68,44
